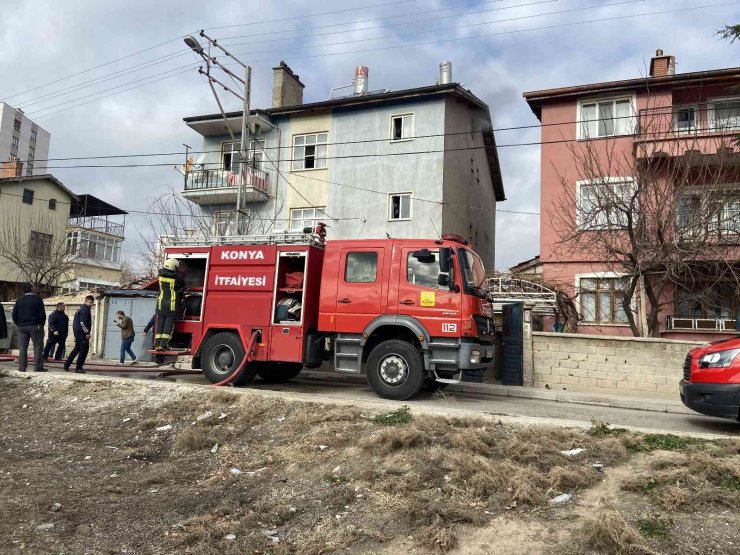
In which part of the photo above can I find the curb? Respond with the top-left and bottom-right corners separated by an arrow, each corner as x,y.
300,370 -> 694,416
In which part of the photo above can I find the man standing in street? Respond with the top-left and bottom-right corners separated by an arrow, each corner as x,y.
65,295 -> 94,374
114,310 -> 138,365
11,283 -> 46,372
43,302 -> 69,361
155,258 -> 185,351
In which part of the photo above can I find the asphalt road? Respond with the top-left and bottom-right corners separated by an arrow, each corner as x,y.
3,363 -> 738,438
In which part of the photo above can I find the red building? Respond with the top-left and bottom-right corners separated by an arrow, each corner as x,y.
523,50 -> 740,340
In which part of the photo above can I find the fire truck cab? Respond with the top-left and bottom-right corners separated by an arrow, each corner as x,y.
160,231 -> 494,400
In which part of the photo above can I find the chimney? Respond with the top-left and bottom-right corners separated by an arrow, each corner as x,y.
1,156 -> 23,177
354,66 -> 369,95
649,49 -> 675,77
439,61 -> 452,84
272,61 -> 305,108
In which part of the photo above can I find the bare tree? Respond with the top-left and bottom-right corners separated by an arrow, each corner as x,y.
137,184 -> 286,276
548,100 -> 740,336
0,213 -> 78,297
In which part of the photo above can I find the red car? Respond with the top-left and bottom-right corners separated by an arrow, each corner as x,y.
680,337 -> 740,421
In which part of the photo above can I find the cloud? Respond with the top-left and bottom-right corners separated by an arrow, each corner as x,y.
1,0 -> 738,272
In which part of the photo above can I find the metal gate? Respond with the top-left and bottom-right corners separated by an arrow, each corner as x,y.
501,302 -> 524,386
103,297 -> 157,362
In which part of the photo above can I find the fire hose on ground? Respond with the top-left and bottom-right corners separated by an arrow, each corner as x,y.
0,354 -> 201,378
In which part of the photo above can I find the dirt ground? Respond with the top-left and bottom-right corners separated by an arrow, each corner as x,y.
1,371 -> 738,555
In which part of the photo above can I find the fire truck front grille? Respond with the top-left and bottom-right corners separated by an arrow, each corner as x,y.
683,353 -> 692,381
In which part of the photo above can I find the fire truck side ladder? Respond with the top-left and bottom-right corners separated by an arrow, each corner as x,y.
168,231 -> 324,247
334,334 -> 363,374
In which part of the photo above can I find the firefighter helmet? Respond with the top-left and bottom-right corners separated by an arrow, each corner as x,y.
164,258 -> 180,271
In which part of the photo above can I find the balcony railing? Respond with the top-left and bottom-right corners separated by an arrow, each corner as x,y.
68,216 -> 125,237
185,166 -> 268,193
665,315 -> 737,332
637,104 -> 740,139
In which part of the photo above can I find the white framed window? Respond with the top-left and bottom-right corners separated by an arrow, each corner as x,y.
678,187 -> 740,239
673,105 -> 698,133
71,231 -> 122,263
388,192 -> 412,221
290,207 -> 326,231
213,210 -> 235,236
249,139 -> 265,170
390,114 -> 414,141
578,96 -> 635,139
221,141 -> 240,172
576,273 -> 631,325
576,178 -> 634,230
708,97 -> 740,132
292,133 -> 328,170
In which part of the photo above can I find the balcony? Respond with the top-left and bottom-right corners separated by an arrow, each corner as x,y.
68,215 -> 125,238
183,166 -> 269,205
665,315 -> 737,332
635,104 -> 740,163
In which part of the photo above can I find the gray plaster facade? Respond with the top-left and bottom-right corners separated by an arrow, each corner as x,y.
183,83 -> 504,268
0,103 -> 51,175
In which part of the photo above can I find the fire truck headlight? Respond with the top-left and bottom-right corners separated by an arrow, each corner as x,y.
470,350 -> 481,365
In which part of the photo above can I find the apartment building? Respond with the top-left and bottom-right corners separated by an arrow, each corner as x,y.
523,51 -> 740,339
63,194 -> 128,291
0,103 -> 51,176
182,62 -> 505,268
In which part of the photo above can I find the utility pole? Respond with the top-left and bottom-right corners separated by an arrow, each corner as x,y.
184,32 -> 253,235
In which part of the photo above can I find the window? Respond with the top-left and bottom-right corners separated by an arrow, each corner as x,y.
213,210 -> 236,236
389,193 -> 412,221
22,189 -> 34,204
709,98 -> 740,131
579,97 -> 634,139
391,114 -> 414,141
579,277 -> 629,324
345,252 -> 378,283
407,250 -> 446,289
13,118 -> 21,132
673,106 -> 698,133
292,133 -> 328,170
48,198 -> 56,211
678,282 -> 736,320
28,146 -> 35,160
30,129 -> 37,142
249,139 -> 265,169
69,231 -> 122,263
11,135 -> 19,148
289,207 -> 325,232
577,179 -> 633,229
677,190 -> 740,239
221,141 -> 240,172
29,231 -> 52,258
26,162 -> 33,176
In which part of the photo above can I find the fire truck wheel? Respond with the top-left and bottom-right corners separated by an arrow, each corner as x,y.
366,339 -> 425,400
257,362 -> 303,383
201,332 -> 256,385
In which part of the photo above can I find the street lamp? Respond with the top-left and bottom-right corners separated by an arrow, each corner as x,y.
183,35 -> 203,55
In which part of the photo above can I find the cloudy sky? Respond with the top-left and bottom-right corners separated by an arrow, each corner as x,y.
1,0 -> 738,270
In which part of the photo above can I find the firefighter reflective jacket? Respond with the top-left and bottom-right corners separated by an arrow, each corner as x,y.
157,268 -> 186,316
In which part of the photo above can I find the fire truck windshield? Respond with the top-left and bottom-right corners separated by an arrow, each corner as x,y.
460,248 -> 485,289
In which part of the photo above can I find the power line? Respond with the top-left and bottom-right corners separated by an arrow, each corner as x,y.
24,0 -> 734,120
225,0 -> 639,59
204,0 -> 425,31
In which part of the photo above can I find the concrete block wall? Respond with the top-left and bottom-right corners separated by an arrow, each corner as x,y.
532,332 -> 702,399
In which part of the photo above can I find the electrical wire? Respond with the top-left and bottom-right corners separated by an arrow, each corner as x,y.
12,103 -> 732,165
23,0 -> 735,120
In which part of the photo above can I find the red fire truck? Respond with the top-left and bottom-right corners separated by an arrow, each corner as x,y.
155,230 -> 494,400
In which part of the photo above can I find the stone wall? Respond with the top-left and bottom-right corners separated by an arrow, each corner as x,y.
532,332 -> 702,398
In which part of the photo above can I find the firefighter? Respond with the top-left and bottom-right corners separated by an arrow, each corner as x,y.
155,258 -> 185,351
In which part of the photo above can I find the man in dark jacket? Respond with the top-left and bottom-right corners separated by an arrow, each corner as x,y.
11,283 -> 46,372
0,304 -> 8,343
64,295 -> 94,373
155,258 -> 185,351
43,302 -> 69,361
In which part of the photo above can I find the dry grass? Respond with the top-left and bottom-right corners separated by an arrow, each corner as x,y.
581,508 -> 656,555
